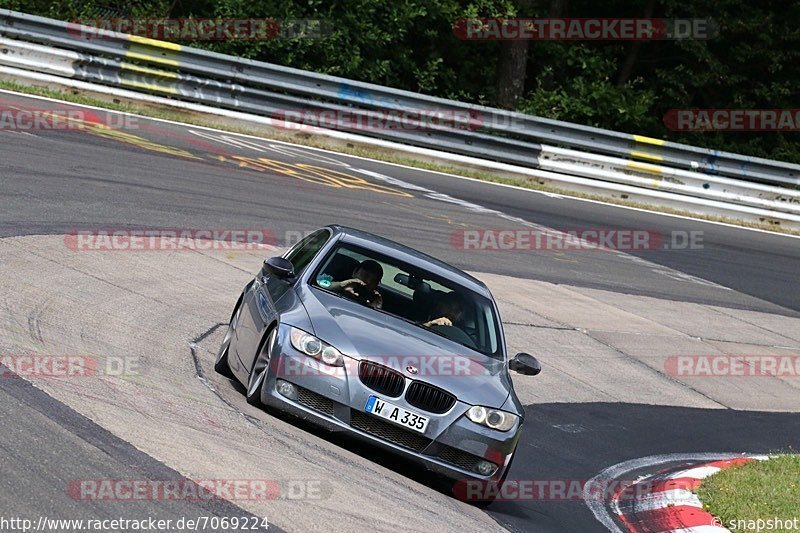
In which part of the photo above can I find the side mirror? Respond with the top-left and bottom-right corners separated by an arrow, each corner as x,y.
509,353 -> 541,376
263,257 -> 295,279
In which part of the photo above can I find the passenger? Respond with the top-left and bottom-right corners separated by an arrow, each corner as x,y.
330,260 -> 384,309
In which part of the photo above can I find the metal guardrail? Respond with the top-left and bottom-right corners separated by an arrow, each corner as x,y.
537,146 -> 800,215
1,8 -> 799,225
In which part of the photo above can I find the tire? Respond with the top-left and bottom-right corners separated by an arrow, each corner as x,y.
214,302 -> 241,379
246,328 -> 277,407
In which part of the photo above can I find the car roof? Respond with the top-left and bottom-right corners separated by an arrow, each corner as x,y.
325,225 -> 491,298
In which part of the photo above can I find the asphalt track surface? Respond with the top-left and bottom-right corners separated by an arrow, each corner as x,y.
0,367 -> 274,532
1,93 -> 798,315
1,91 -> 799,532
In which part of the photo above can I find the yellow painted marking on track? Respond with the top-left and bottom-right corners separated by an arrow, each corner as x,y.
633,135 -> 665,146
129,35 -> 182,51
42,111 -> 199,159
295,163 -> 413,197
88,125 -> 200,158
232,156 -> 322,184
627,161 -> 663,174
120,62 -> 179,79
214,155 -> 411,197
629,150 -> 664,162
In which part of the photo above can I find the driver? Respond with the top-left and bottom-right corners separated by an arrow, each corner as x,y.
330,260 -> 384,309
423,292 -> 463,328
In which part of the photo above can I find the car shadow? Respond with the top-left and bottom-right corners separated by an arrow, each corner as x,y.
224,377 -> 451,492
218,378 -> 800,532
490,401 -> 800,532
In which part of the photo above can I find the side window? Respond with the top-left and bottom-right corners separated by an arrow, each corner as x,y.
284,230 -> 330,275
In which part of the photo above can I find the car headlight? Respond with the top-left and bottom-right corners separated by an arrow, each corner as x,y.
466,405 -> 518,432
289,327 -> 344,367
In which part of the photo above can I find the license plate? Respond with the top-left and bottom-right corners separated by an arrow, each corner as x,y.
364,396 -> 429,433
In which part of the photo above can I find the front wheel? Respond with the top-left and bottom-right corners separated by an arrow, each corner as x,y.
214,303 -> 242,379
246,329 -> 277,406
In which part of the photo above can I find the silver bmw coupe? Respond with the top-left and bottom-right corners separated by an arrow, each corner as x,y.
215,225 -> 541,501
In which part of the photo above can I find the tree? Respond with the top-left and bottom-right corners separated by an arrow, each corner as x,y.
495,0 -> 534,109
6,0 -> 800,162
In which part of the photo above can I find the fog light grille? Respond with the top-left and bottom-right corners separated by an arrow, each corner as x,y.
437,445 -> 486,472
296,386 -> 335,416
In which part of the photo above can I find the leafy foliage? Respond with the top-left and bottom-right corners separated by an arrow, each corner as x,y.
4,0 -> 798,161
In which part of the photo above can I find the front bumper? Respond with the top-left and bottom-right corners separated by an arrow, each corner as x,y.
259,325 -> 521,484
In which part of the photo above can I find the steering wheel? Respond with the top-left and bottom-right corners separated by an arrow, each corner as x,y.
429,324 -> 478,350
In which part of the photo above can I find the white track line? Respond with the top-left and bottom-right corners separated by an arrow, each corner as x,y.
583,453 -> 741,533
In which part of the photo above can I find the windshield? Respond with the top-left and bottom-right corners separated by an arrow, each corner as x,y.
309,243 -> 502,359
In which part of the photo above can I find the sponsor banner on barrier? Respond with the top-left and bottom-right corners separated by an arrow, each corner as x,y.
453,18 -> 716,41
665,355 -> 800,377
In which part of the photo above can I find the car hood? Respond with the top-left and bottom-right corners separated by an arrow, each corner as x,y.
296,286 -> 511,408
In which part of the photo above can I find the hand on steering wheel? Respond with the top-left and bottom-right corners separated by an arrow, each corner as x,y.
424,316 -> 452,327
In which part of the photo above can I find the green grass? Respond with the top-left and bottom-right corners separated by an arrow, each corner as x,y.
697,455 -> 800,531
2,79 -> 799,237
